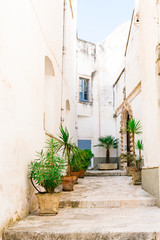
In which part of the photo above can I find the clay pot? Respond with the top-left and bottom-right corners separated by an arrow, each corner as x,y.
36,192 -> 61,215
62,176 -> 75,191
79,169 -> 85,178
71,172 -> 80,184
126,166 -> 133,176
71,171 -> 80,178
132,170 -> 141,185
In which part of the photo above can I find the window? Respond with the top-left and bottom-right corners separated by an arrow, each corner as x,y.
79,78 -> 89,102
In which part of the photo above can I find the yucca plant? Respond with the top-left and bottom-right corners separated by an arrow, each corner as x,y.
135,140 -> 144,169
125,119 -> 142,165
94,136 -> 119,163
53,125 -> 79,176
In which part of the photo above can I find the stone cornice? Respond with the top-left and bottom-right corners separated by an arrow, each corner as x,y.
115,82 -> 141,116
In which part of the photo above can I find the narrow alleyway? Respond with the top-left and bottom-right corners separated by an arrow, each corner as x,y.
3,172 -> 160,240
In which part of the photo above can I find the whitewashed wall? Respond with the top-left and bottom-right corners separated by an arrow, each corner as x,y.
0,0 -> 77,236
77,22 -> 130,166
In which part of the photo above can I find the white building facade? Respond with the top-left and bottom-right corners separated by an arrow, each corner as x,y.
76,22 -> 130,168
0,0 -> 77,237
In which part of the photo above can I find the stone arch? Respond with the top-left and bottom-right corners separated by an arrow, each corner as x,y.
44,56 -> 55,133
45,56 -> 55,76
120,103 -> 133,169
66,99 -> 70,111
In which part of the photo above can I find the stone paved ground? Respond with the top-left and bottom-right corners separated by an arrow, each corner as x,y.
60,177 -> 155,208
3,175 -> 160,240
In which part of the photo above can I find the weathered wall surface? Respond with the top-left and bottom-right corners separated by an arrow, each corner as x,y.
0,0 -> 77,236
139,0 -> 160,205
113,0 -> 143,166
77,22 -> 130,168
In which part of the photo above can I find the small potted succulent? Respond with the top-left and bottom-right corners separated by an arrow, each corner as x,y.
28,139 -> 64,215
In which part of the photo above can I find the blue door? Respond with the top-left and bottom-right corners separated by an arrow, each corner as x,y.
78,140 -> 91,150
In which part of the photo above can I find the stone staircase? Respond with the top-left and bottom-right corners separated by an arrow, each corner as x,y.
3,172 -> 160,240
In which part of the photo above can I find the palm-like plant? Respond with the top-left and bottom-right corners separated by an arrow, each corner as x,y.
125,119 -> 142,165
53,125 -> 79,176
94,136 -> 119,163
135,140 -> 144,169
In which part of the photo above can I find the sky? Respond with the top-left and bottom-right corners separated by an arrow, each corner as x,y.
77,0 -> 135,43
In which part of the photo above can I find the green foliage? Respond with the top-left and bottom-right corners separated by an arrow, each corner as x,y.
71,149 -> 94,171
135,140 -> 144,150
124,119 -> 143,167
71,149 -> 94,172
126,119 -> 142,135
94,136 -> 119,150
82,149 -> 94,170
53,125 -> 79,176
28,139 -> 64,193
135,139 -> 144,170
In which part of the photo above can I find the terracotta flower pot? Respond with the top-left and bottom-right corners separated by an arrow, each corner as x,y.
71,171 -> 80,178
71,172 -> 80,184
36,192 -> 61,215
62,176 -> 75,191
79,169 -> 85,178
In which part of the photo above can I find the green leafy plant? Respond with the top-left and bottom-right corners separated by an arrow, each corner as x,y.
135,140 -> 144,169
94,136 -> 119,163
28,139 -> 64,194
53,125 -> 79,176
81,149 -> 94,170
71,149 -> 94,171
125,119 -> 142,166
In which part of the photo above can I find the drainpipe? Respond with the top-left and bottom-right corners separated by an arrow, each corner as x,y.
98,71 -> 101,137
61,0 -> 66,124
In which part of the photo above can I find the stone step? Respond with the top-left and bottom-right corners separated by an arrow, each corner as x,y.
59,177 -> 156,208
59,198 -> 156,208
85,170 -> 127,176
3,207 -> 160,240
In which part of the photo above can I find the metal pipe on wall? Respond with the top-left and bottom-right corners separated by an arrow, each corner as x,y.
61,0 -> 66,124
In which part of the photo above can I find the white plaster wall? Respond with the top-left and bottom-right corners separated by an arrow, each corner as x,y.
140,0 -> 160,167
0,0 -> 77,236
130,92 -> 144,157
125,2 -> 140,97
77,22 -> 130,160
114,71 -> 125,111
62,0 -> 77,140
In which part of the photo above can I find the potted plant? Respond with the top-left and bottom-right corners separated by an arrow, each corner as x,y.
124,119 -> 143,185
94,136 -> 119,170
94,136 -> 119,163
28,139 -> 64,215
132,140 -> 144,185
53,125 -> 79,191
71,149 -> 94,178
80,149 -> 94,174
71,150 -> 82,182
